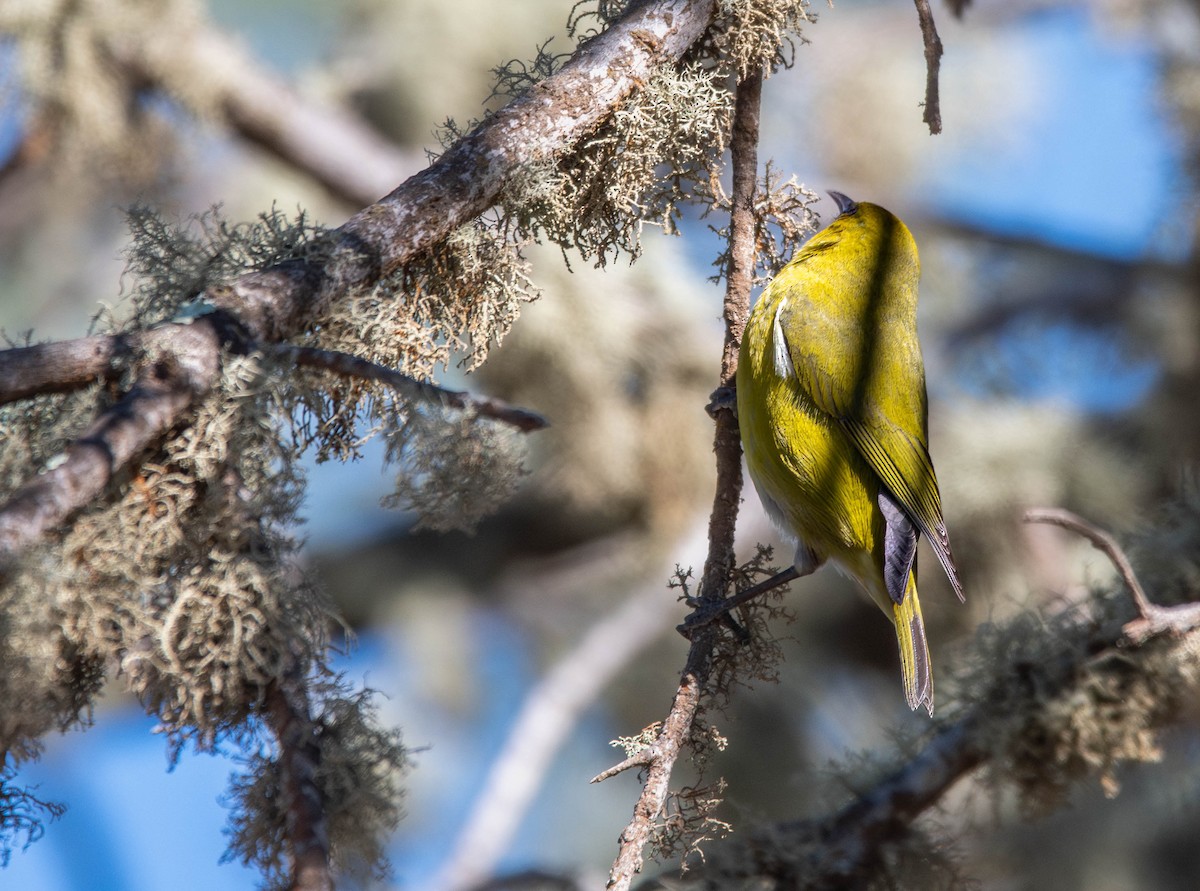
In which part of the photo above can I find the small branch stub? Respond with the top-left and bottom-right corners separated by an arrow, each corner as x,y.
912,0 -> 944,134
591,748 -> 657,785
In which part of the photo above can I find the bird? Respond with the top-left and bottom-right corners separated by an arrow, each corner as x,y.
735,190 -> 964,714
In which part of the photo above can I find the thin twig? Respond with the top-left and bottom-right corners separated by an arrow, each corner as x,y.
272,343 -> 548,432
104,5 -> 416,207
1024,506 -> 1200,645
912,0 -> 944,134
677,566 -> 799,636
603,65 -> 764,891
1023,507 -> 1152,618
591,749 -> 657,785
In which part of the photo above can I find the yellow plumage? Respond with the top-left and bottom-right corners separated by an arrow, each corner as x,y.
736,192 -> 963,714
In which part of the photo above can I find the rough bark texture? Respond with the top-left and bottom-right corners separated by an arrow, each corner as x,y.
0,320 -> 221,565
208,0 -> 720,342
0,0 -> 720,568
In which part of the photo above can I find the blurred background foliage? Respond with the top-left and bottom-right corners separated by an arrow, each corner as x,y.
3,0 -> 1200,888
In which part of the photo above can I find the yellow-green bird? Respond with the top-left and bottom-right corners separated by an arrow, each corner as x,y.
736,191 -> 964,714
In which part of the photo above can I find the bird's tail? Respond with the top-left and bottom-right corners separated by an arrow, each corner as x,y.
893,573 -> 933,715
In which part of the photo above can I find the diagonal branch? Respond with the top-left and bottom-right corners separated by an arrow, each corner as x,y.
206,0 -> 720,344
795,713 -> 986,882
273,343 -> 548,433
602,64 -> 763,891
103,9 -> 416,207
0,0 -> 719,567
707,706 -> 987,887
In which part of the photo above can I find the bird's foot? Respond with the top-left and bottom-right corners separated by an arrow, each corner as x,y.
706,385 -> 736,420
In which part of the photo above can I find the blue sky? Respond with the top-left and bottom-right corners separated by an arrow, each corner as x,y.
927,6 -> 1186,261
7,715 -> 257,889
919,6 -> 1177,410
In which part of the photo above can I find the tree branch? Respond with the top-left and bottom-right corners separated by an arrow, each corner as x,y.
677,537 -> 1200,888
266,672 -> 333,891
792,714 -> 986,883
273,344 -> 548,433
0,321 -> 222,569
694,707 -> 987,887
1023,506 -> 1200,644
912,0 -> 944,134
206,0 -> 720,344
0,0 -> 719,566
0,322 -> 236,407
1023,507 -> 1151,618
0,334 -> 134,406
104,10 -> 416,207
603,64 -> 763,891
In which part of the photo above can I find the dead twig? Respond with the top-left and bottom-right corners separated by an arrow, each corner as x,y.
591,751 -> 656,785
912,0 -> 944,134
1022,507 -> 1200,644
272,343 -> 547,433
1023,507 -> 1151,616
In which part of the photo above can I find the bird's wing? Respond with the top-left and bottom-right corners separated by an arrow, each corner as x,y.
774,287 -> 965,602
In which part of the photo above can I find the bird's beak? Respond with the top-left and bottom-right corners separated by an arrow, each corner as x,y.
828,190 -> 858,215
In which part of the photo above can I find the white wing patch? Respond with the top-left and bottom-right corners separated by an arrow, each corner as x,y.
771,299 -> 796,379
